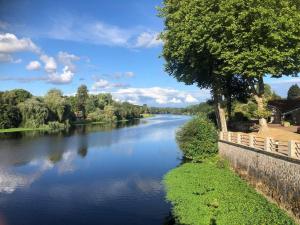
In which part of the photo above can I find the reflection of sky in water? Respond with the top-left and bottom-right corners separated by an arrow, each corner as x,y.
0,115 -> 190,225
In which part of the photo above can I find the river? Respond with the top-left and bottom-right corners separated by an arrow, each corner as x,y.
0,115 -> 189,225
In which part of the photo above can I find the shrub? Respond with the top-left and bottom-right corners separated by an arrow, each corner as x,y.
47,121 -> 66,130
176,114 -> 218,161
282,121 -> 291,127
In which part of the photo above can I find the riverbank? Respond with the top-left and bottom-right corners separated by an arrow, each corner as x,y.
0,115 -> 156,133
0,127 -> 50,133
164,158 -> 295,225
164,115 -> 295,225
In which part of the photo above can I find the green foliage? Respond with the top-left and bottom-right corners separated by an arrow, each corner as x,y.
0,104 -> 22,129
164,160 -> 295,225
76,85 -> 89,118
0,89 -> 32,105
218,0 -> 300,79
0,86 -> 150,132
18,98 -> 49,128
233,85 -> 279,120
47,121 -> 67,130
176,115 -> 218,161
44,89 -> 70,122
186,102 -> 214,115
287,84 -> 300,100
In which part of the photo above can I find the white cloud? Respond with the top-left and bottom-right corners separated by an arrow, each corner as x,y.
57,51 -> 80,72
170,98 -> 182,104
0,33 -> 40,64
0,53 -> 22,63
42,15 -> 162,49
26,60 -> 41,71
109,87 -> 201,105
0,33 -> 40,53
92,79 -> 110,89
47,66 -> 74,84
134,32 -> 163,48
185,94 -> 198,103
40,54 -> 57,73
92,79 -> 129,90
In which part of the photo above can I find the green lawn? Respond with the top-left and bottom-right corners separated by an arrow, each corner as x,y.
0,127 -> 50,133
141,113 -> 155,118
164,158 -> 295,225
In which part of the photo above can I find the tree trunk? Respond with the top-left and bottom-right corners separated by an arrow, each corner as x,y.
213,90 -> 227,132
253,77 -> 268,132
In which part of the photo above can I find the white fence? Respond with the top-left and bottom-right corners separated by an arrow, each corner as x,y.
219,132 -> 300,159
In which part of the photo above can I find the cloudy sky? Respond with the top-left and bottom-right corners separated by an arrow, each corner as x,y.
0,0 -> 299,106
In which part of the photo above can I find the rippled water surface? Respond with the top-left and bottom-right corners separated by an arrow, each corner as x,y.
0,115 -> 189,225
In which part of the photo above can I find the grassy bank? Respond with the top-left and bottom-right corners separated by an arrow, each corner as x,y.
0,127 -> 50,133
141,113 -> 155,118
164,158 -> 295,225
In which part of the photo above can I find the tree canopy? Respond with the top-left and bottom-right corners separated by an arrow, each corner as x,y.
287,84 -> 300,100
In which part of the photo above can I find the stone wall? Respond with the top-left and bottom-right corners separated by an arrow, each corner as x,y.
219,140 -> 300,220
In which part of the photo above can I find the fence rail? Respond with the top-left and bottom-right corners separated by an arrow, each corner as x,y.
219,132 -> 300,160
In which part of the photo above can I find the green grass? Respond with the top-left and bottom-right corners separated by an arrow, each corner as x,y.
164,158 -> 295,225
141,113 -> 155,118
0,127 -> 50,133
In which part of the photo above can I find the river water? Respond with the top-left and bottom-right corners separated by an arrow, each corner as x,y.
0,115 -> 189,225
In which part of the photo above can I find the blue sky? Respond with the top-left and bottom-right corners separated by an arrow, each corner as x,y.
0,0 -> 299,106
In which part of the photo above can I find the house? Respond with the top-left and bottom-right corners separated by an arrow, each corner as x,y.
268,99 -> 300,125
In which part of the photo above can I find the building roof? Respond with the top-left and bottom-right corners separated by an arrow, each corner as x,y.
268,99 -> 300,114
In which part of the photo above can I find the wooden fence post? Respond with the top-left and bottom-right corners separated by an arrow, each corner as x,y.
237,133 -> 241,144
265,137 -> 272,152
288,140 -> 296,158
249,134 -> 254,148
219,132 -> 223,141
228,132 -> 232,142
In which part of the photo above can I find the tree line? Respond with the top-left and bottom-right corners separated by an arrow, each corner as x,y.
0,85 -> 148,130
159,0 -> 300,132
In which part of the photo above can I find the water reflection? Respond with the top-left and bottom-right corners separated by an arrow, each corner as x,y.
0,115 -> 189,225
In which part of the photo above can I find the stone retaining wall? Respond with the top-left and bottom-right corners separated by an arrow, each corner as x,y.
219,140 -> 300,220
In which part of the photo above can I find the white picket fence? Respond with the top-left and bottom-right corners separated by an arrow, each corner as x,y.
219,131 -> 300,159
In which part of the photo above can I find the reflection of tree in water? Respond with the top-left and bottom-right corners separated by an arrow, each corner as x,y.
162,212 -> 176,225
49,152 -> 63,164
77,131 -> 88,158
78,147 -> 88,158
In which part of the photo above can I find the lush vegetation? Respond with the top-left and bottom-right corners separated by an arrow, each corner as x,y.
176,114 -> 218,161
164,159 -> 295,225
159,0 -> 300,131
0,86 -> 149,131
165,115 -> 295,224
287,84 -> 300,100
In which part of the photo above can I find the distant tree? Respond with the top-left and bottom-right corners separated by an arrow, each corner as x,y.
98,93 -> 113,109
18,98 -> 48,128
76,85 -> 89,119
10,89 -> 32,103
44,89 -> 69,122
86,95 -> 99,114
287,84 -> 300,100
0,104 -> 22,129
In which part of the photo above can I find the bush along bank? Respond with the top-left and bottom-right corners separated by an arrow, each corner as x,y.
164,114 -> 295,225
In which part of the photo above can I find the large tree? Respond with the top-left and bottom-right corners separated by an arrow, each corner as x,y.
76,85 -> 89,119
159,0 -> 229,131
44,89 -> 69,122
216,0 -> 300,127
